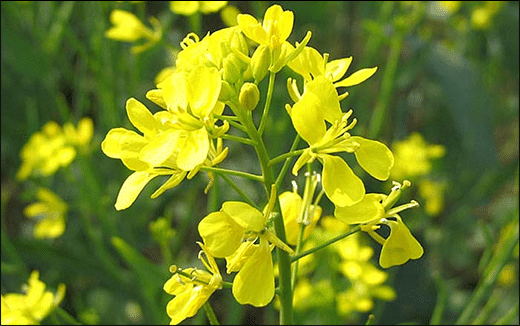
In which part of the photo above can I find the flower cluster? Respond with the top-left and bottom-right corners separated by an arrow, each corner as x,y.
1,271 -> 66,325
17,118 -> 93,181
23,188 -> 68,239
101,3 -> 426,324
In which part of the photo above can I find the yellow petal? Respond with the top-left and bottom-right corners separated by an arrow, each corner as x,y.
334,193 -> 386,224
176,128 -> 209,171
379,218 -> 424,268
321,155 -> 365,207
115,171 -> 159,210
198,211 -> 244,258
126,98 -> 157,136
221,201 -> 264,232
325,57 -> 352,82
334,67 -> 378,88
188,66 -> 221,118
33,215 -> 65,239
351,136 -> 394,181
232,238 -> 274,307
139,129 -> 182,166
305,76 -> 342,124
290,91 -> 325,145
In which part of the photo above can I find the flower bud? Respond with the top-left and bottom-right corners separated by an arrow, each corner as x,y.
250,45 -> 271,83
239,82 -> 260,111
222,53 -> 243,83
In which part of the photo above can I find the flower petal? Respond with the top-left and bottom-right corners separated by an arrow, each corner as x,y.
232,238 -> 274,307
379,217 -> 424,268
198,211 -> 245,258
221,201 -> 264,232
335,193 -> 386,224
115,171 -> 159,210
126,98 -> 157,136
351,136 -> 394,181
176,128 -> 209,171
321,155 -> 365,207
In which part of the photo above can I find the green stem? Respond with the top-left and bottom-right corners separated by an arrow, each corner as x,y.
269,147 -> 306,167
429,272 -> 448,325
275,135 -> 301,192
368,33 -> 403,139
54,307 -> 82,325
258,71 -> 276,135
291,226 -> 361,263
217,173 -> 260,210
203,302 -> 220,325
454,218 -> 519,325
220,133 -> 256,146
236,103 -> 294,324
200,166 -> 263,183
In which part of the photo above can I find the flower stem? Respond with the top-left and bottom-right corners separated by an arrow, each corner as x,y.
291,225 -> 361,263
203,302 -> 220,325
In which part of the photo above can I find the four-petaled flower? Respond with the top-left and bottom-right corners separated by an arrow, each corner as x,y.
163,242 -> 223,325
286,76 -> 394,207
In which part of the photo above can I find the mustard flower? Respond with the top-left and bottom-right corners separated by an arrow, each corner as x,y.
335,181 -> 424,268
16,118 -> 93,181
390,132 -> 445,180
279,172 -> 323,246
237,4 -> 311,74
163,242 -> 223,325
105,9 -> 161,53
287,45 -> 377,99
286,76 -> 394,207
237,4 -> 293,50
1,271 -> 65,325
198,189 -> 293,307
170,1 -> 228,16
101,93 -> 228,210
24,188 -> 67,239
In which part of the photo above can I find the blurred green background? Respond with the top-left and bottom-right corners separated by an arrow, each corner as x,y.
1,1 -> 518,325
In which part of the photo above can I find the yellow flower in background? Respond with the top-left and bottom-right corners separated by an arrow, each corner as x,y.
105,9 -> 161,53
1,271 -> 65,325
16,118 -> 94,181
24,188 -> 68,239
470,1 -> 505,30
418,178 -> 447,216
390,132 -> 445,180
163,242 -> 223,325
170,1 -> 228,16
390,132 -> 446,216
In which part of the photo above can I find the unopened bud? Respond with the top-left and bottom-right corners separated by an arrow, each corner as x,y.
239,82 -> 260,111
250,45 -> 271,83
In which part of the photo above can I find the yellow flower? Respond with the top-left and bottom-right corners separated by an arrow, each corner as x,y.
237,4 -> 293,49
198,189 -> 293,307
24,188 -> 67,239
286,77 -> 394,207
237,4 -> 311,74
170,1 -> 228,16
163,242 -> 222,325
287,46 -> 377,97
390,132 -> 445,180
1,271 -> 65,325
105,9 -> 161,53
279,172 -> 323,246
17,118 -> 93,181
336,181 -> 424,268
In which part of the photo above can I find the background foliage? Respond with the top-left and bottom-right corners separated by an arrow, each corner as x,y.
1,1 -> 518,325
